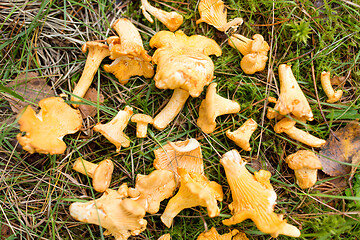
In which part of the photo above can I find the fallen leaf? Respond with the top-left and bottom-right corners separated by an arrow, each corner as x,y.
319,123 -> 360,177
1,224 -> 13,239
4,72 -> 54,113
78,88 -> 104,119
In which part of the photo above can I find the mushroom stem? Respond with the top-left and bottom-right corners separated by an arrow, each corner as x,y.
320,71 -> 343,103
218,18 -> 244,32
274,118 -> 326,148
73,158 -> 97,178
153,89 -> 190,130
71,42 -> 110,108
137,123 -> 149,138
226,118 -> 258,151
141,0 -> 183,31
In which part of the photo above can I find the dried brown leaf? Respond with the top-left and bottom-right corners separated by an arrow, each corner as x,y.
319,123 -> 360,177
78,88 -> 104,119
4,72 -> 54,113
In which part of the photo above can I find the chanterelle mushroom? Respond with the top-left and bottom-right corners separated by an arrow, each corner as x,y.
17,97 -> 82,155
274,117 -> 326,148
161,168 -> 223,228
103,19 -> 154,84
197,227 -> 249,240
220,150 -> 301,238
270,64 -> 314,121
158,234 -> 171,240
71,41 -> 110,108
226,118 -> 258,151
130,170 -> 176,214
196,0 -> 243,32
141,0 -> 183,31
131,114 -> 153,138
197,83 -> 240,134
228,34 -> 269,74
69,184 -> 147,240
150,30 -> 222,97
153,89 -> 190,130
285,150 -> 322,189
73,158 -> 114,192
93,106 -> 133,152
320,71 -> 343,103
153,138 -> 204,179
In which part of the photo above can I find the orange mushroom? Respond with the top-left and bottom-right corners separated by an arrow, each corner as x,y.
226,118 -> 258,151
131,114 -> 153,138
220,150 -> 301,238
161,168 -> 223,228
320,71 -> 343,103
197,227 -> 249,240
93,106 -> 133,152
17,97 -> 82,155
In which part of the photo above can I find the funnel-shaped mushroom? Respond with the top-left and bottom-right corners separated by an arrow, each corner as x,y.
158,234 -> 171,240
274,117 -> 326,148
93,106 -> 133,152
69,186 -> 147,240
131,114 -> 153,138
197,83 -> 240,134
73,158 -> 114,192
154,138 -> 204,179
320,71 -> 343,103
153,89 -> 190,130
130,170 -> 176,214
17,97 -> 82,155
226,118 -> 258,151
104,19 -> 154,84
71,41 -> 110,108
150,30 -> 222,97
285,150 -> 322,189
272,64 -> 314,121
197,227 -> 249,240
161,168 -> 223,228
228,34 -> 269,74
220,150 -> 301,238
141,0 -> 183,31
196,0 -> 243,32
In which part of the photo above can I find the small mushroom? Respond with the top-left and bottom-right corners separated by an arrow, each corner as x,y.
161,168 -> 223,228
274,117 -> 326,148
93,106 -> 133,152
130,170 -> 176,214
153,138 -> 204,180
320,71 -> 343,103
228,34 -> 270,75
104,19 -> 154,84
150,30 -> 222,97
197,227 -> 249,240
131,114 -> 154,138
71,41 -> 110,108
69,184 -> 147,240
220,150 -> 301,238
153,89 -> 190,130
140,0 -> 183,31
17,97 -> 82,155
196,0 -> 243,32
226,118 -> 258,151
197,83 -> 240,134
72,158 -> 114,192
285,150 -> 322,189
158,234 -> 171,240
271,64 -> 314,121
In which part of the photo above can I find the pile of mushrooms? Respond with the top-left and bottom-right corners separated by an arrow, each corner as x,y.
12,0 -> 347,238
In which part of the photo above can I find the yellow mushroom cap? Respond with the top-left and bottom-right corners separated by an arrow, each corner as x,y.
220,150 -> 301,238
197,227 -> 249,240
93,106 -> 133,152
285,150 -> 322,189
69,186 -> 147,240
226,118 -> 258,151
153,138 -> 204,180
93,159 -> 114,192
197,83 -> 241,134
150,30 -> 222,97
131,170 -> 176,214
17,97 -> 82,155
228,34 -> 270,56
158,233 -> 171,240
161,168 -> 223,228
